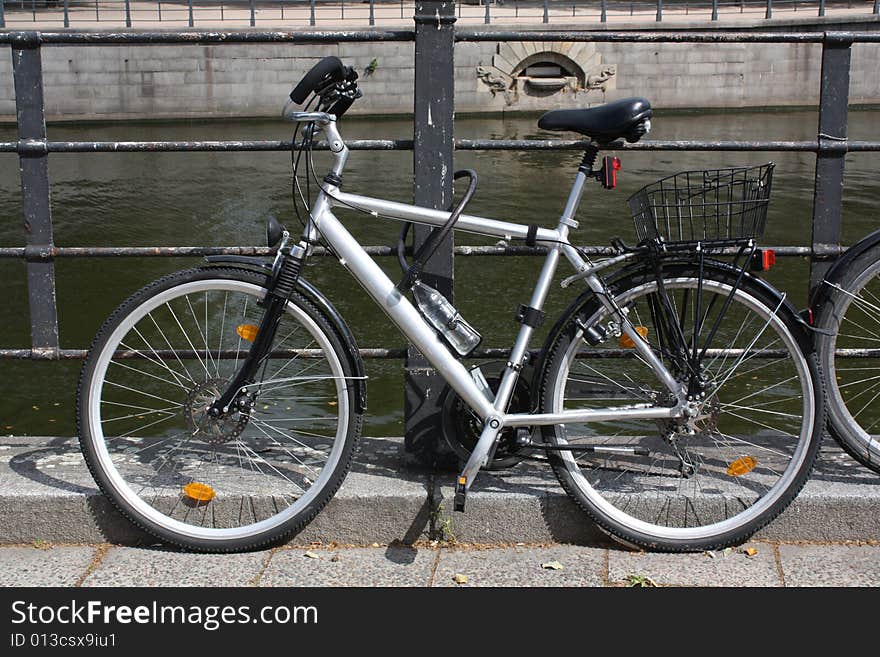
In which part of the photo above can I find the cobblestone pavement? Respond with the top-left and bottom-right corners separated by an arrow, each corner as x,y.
2,541 -> 879,587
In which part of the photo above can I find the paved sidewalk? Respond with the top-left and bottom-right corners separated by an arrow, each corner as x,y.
1,540 -> 879,587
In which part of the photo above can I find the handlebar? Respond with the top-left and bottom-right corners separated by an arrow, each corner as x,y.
289,56 -> 361,118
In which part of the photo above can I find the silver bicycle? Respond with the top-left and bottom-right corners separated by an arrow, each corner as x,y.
77,57 -> 825,553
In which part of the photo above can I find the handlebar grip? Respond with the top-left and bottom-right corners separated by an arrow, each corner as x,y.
290,56 -> 345,104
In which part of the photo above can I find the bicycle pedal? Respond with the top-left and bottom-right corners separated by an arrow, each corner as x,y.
454,476 -> 467,512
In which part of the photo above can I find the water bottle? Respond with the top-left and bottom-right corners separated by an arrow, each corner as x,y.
411,280 -> 482,357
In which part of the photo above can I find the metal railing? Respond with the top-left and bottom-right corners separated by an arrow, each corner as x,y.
2,1 -> 880,457
0,0 -> 877,29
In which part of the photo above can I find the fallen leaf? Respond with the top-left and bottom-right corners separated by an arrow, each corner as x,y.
743,547 -> 758,557
330,555 -> 340,563
328,401 -> 338,406
704,551 -> 716,559
541,560 -> 564,571
625,574 -> 659,588
453,573 -> 468,585
721,547 -> 734,556
371,542 -> 380,548
303,551 -> 321,559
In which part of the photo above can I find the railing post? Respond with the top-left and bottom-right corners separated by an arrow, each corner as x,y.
656,0 -> 662,22
765,0 -> 772,19
188,0 -> 194,27
601,0 -> 607,22
810,35 -> 852,298
1,0 -> 6,29
11,33 -> 60,355
485,0 -> 490,24
249,0 -> 255,27
310,0 -> 316,26
543,0 -> 548,23
819,0 -> 825,16
369,0 -> 375,26
711,0 -> 718,20
874,0 -> 879,15
406,0 -> 457,468
125,0 -> 132,27
63,0 -> 70,28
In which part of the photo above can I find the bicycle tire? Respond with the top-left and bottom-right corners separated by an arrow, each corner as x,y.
815,243 -> 880,474
538,263 -> 824,552
76,267 -> 363,552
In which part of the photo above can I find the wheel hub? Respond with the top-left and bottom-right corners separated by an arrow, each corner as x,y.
183,377 -> 251,444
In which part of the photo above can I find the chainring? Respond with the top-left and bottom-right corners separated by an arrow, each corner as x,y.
440,373 -> 533,470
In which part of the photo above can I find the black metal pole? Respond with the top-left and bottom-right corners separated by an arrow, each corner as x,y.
810,36 -> 852,299
63,0 -> 69,28
601,0 -> 607,22
11,33 -> 60,355
406,1 -> 457,468
656,0 -> 662,22
188,0 -> 194,27
543,0 -> 548,23
765,0 -> 772,19
125,0 -> 132,27
250,0 -> 255,27
485,0 -> 490,24
1,0 -> 6,29
369,0 -> 375,26
711,0 -> 718,20
310,0 -> 316,26
819,0 -> 825,16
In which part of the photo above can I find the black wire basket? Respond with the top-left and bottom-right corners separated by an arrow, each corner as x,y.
628,163 -> 775,250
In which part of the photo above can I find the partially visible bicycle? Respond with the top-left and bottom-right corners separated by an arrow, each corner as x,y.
76,57 -> 825,553
812,229 -> 880,473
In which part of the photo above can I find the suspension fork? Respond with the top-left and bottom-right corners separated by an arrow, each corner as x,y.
208,241 -> 310,415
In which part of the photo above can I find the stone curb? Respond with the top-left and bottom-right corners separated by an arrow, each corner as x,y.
1,436 -> 878,546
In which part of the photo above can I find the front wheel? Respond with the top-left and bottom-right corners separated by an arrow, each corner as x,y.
539,265 -> 824,552
77,267 -> 363,552
815,243 -> 880,474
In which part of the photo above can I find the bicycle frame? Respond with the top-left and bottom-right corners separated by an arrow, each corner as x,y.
297,117 -> 687,487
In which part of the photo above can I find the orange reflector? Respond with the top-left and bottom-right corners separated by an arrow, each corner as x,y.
458,476 -> 467,486
236,324 -> 259,342
619,326 -> 649,349
727,456 -> 757,477
183,482 -> 215,502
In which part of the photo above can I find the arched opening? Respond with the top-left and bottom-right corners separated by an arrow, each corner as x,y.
513,52 -> 585,95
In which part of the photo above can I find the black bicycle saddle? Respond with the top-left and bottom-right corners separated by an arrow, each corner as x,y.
538,98 -> 653,143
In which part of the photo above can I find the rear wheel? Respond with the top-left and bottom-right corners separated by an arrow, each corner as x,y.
539,266 -> 823,551
816,244 -> 880,474
77,267 -> 362,552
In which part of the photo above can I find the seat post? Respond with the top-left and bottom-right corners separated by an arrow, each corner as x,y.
578,142 -> 601,177
557,144 -> 599,236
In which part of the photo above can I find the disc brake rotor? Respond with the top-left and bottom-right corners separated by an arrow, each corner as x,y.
183,377 -> 250,445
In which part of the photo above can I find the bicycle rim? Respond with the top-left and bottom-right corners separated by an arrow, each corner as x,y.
82,278 -> 351,542
546,277 -> 816,545
821,257 -> 880,466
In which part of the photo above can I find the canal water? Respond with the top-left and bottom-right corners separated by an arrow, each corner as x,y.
1,108 -> 878,436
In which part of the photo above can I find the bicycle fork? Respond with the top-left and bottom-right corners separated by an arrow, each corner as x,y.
208,237 -> 310,417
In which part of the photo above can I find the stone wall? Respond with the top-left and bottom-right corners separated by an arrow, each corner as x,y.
0,23 -> 878,122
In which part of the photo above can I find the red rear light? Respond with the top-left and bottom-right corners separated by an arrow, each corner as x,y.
751,248 -> 777,272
